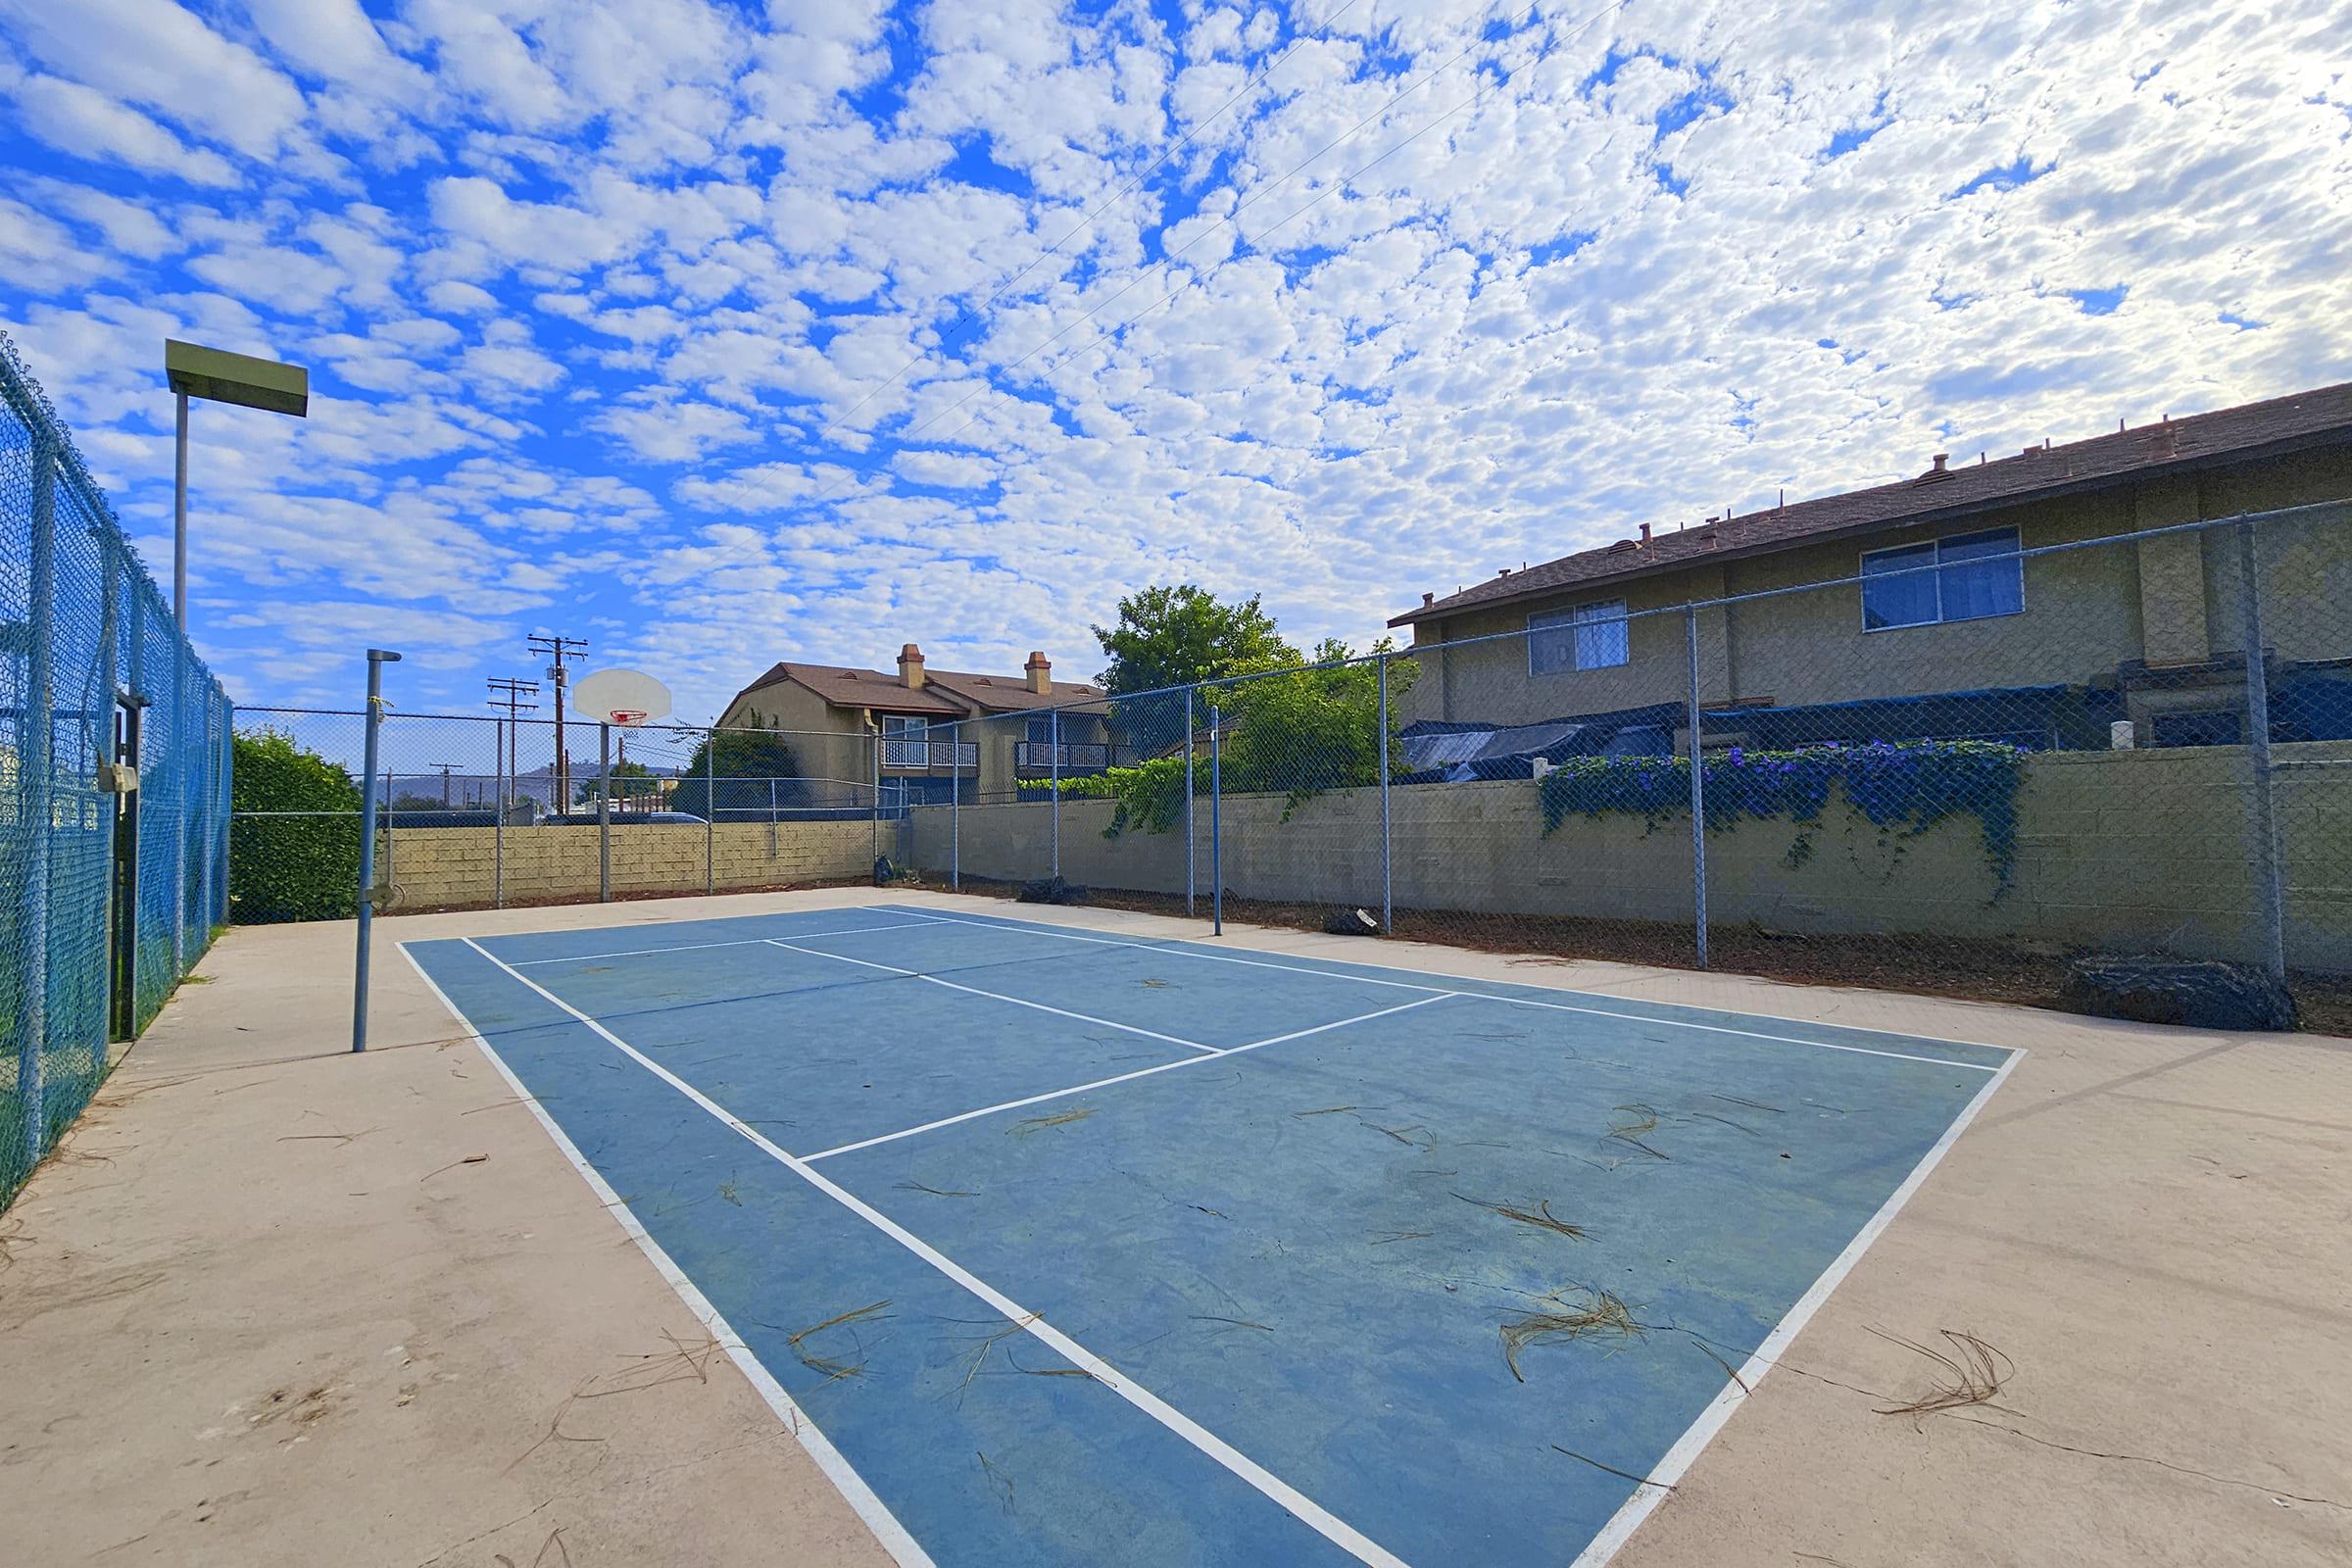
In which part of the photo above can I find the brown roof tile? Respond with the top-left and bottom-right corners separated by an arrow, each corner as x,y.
733,662 -> 968,717
727,661 -> 1112,720
1392,380 -> 2352,626
922,667 -> 1110,715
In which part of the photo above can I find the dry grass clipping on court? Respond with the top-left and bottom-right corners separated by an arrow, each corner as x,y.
1010,1106 -> 1097,1137
785,1298 -> 893,1383
1455,1192 -> 1588,1240
1500,1289 -> 1642,1382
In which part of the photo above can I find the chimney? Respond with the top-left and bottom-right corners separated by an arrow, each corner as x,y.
897,642 -> 925,689
1932,453 -> 1949,472
1024,651 -> 1052,696
1639,522 -> 1651,544
1421,592 -> 1435,606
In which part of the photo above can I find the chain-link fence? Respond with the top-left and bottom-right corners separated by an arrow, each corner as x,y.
221,495 -> 2351,1030
875,499 -> 2352,1022
230,710 -> 892,915
2,332 -> 232,1202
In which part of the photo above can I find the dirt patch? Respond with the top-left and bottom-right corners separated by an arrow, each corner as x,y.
938,878 -> 2352,1038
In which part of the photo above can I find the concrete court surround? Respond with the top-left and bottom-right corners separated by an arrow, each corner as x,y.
0,888 -> 2344,1567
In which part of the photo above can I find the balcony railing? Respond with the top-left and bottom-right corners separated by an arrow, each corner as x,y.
1013,741 -> 1134,775
881,738 -> 977,771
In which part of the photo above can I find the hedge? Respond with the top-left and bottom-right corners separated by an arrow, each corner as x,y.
228,729 -> 362,923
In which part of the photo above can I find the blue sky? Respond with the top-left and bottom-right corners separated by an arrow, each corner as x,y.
2,0 -> 2347,724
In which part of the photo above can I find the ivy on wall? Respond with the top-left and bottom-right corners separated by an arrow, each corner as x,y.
1538,740 -> 2028,897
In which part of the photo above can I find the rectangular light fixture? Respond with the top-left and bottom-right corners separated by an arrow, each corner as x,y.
165,338 -> 309,416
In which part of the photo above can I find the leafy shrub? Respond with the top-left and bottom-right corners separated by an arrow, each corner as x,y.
1026,755 -> 1196,837
1539,739 -> 2027,896
229,729 -> 362,923
1030,650 -> 1422,830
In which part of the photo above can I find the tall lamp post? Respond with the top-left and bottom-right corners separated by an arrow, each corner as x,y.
164,339 -> 309,631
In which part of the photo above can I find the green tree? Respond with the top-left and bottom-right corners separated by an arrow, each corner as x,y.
670,730 -> 803,817
1026,637 -> 1421,829
1092,585 -> 1297,696
575,759 -> 657,807
1221,637 -> 1418,815
229,729 -> 362,923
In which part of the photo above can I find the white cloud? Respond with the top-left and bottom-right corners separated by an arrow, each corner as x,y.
0,0 -> 2345,724
592,397 -> 760,463
10,74 -> 241,185
3,0 -> 308,158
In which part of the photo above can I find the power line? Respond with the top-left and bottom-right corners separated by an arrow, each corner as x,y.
488,676 -> 540,809
526,635 -> 588,810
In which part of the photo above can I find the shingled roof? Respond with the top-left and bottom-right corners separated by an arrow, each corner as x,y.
1390,380 -> 2352,628
728,661 -> 1110,719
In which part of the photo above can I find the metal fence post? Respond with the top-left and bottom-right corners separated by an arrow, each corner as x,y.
2237,522 -> 2286,980
869,727 -> 880,870
196,690 -> 214,947
705,724 -> 716,895
598,721 -> 612,902
170,639 -> 187,978
353,649 -> 400,1053
1184,687 -> 1196,916
493,713 -> 506,909
1209,702 -> 1223,937
950,719 -> 961,890
17,433 -> 58,1166
1050,708 -> 1062,880
215,695 -> 231,925
1377,653 -> 1393,933
1686,607 -> 1709,969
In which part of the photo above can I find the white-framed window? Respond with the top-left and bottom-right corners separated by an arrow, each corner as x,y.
1026,714 -> 1055,744
1529,599 -> 1630,675
880,715 -> 928,740
1861,527 -> 2024,630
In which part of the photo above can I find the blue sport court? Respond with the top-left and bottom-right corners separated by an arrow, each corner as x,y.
403,903 -> 2018,1568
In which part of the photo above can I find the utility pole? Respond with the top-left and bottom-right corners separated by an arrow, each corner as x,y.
431,761 -> 459,808
487,677 -> 539,808
527,634 -> 588,812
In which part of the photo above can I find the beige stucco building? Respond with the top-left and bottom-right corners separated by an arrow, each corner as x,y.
1390,383 -> 2352,756
717,645 -> 1117,806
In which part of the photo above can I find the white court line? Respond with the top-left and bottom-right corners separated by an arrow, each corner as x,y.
888,909 -> 2004,1074
805,995 -> 1453,1162
763,937 -> 1223,1055
393,943 -> 936,1568
506,920 -> 924,967
884,903 -> 2023,1062
1569,1046 -> 2026,1566
457,937 -> 1411,1568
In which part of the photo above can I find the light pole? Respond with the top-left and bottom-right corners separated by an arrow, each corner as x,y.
164,339 -> 308,631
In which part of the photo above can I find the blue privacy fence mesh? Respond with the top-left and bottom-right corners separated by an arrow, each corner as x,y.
1,331 -> 231,1202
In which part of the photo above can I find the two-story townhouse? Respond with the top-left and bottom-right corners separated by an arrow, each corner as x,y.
717,645 -> 1118,807
1389,381 -> 2352,764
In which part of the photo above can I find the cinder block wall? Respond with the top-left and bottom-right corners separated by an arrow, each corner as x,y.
375,820 -> 883,911
906,741 -> 2352,971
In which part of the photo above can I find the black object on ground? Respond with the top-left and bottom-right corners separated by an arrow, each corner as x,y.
1017,875 -> 1086,906
1323,906 -> 1383,937
2060,955 -> 2298,1031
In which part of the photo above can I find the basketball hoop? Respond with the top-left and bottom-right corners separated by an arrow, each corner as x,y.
572,668 -> 671,729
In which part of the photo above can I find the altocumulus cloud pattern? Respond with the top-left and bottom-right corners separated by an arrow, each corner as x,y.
1,0 -> 2346,715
